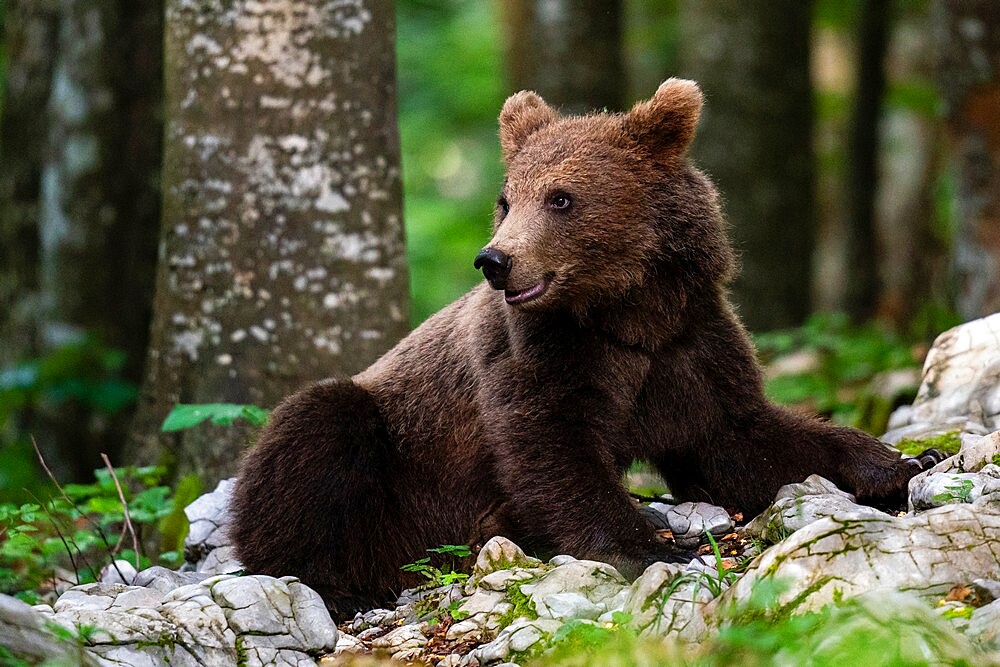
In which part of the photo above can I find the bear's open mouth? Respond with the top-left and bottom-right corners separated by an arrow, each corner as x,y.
505,275 -> 553,305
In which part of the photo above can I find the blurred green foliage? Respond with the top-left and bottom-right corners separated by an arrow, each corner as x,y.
755,313 -> 920,430
0,339 -> 138,503
530,577 -> 982,666
397,0 -> 505,324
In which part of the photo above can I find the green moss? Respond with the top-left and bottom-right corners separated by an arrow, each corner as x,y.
497,583 -> 538,628
896,430 -> 961,456
991,454 -> 1000,467
942,605 -> 974,620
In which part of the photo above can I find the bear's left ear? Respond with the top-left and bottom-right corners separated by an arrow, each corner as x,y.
623,78 -> 703,159
499,91 -> 559,163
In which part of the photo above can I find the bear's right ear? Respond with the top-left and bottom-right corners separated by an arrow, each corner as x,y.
499,91 -> 559,163
623,78 -> 703,159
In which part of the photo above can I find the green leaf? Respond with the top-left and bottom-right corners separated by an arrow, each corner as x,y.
161,404 -> 270,432
128,486 -> 172,523
427,544 -> 472,557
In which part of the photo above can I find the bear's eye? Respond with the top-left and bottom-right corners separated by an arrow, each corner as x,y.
549,192 -> 572,211
496,195 -> 510,218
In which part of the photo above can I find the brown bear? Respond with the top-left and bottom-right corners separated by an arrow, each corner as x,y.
230,79 -> 941,618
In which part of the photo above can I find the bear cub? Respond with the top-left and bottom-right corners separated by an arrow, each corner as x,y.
231,79 -> 941,618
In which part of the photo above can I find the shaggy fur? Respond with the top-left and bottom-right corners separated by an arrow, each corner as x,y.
231,80 -> 939,618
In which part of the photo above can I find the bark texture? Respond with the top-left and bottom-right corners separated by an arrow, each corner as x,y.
678,0 -> 815,331
132,0 -> 410,483
935,0 -> 1000,319
501,0 -> 624,113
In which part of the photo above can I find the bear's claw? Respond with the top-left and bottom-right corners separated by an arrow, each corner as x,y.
903,447 -> 949,470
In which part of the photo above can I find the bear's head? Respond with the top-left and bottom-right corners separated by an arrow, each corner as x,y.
475,79 -> 733,319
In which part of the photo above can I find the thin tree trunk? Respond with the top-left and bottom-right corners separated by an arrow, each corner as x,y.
35,0 -> 162,478
678,0 -> 815,332
131,0 -> 410,485
875,7 -> 949,332
501,0 -> 624,113
934,0 -> 1000,319
844,0 -> 891,323
0,0 -> 59,368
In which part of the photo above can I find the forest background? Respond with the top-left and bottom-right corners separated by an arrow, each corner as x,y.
0,0 -> 997,524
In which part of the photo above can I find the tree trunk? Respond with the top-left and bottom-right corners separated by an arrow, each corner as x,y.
501,0 -> 624,113
843,0 -> 890,323
875,6 -> 949,332
33,0 -> 161,479
0,0 -> 59,368
131,0 -> 410,485
1,0 -> 161,480
678,0 -> 815,332
934,0 -> 1000,319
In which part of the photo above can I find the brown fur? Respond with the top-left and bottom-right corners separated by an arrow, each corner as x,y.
231,80 -> 937,618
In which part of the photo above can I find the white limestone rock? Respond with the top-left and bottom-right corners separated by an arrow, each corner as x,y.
666,502 -> 734,547
744,474 -> 890,542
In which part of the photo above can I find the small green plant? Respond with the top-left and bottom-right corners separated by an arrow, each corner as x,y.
401,544 -> 473,589
652,531 -> 740,626
161,403 -> 270,431
0,460 -> 189,599
931,479 -> 974,505
445,598 -> 470,621
702,531 -> 741,594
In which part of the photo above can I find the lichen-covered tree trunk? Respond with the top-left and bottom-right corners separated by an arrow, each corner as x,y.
678,0 -> 815,331
500,0 -> 624,113
934,0 -> 1000,319
0,0 -> 59,368
131,0 -> 410,484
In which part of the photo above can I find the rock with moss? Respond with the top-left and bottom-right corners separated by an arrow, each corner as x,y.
909,466 -> 1000,510
521,560 -> 628,622
461,617 -> 563,666
0,594 -> 101,666
907,430 -> 1000,476
968,597 -> 1000,651
620,561 -> 712,641
719,503 -> 1000,616
744,475 -> 890,543
471,536 -> 544,582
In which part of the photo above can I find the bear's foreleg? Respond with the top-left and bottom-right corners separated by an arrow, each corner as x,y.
491,421 -> 686,577
657,404 -> 944,515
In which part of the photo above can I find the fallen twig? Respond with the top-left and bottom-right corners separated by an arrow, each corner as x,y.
31,436 -> 129,584
101,453 -> 140,571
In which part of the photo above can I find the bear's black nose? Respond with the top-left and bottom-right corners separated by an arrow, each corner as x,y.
474,248 -> 512,290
